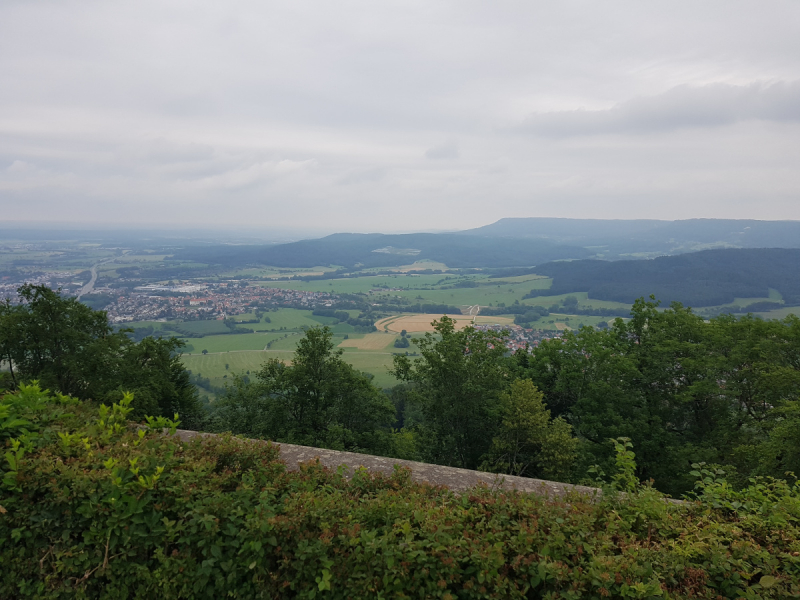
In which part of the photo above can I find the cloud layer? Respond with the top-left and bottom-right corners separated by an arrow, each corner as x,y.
519,81 -> 800,136
1,1 -> 800,232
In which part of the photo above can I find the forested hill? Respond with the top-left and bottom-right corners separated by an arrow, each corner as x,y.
534,248 -> 800,307
464,217 -> 800,257
171,233 -> 590,268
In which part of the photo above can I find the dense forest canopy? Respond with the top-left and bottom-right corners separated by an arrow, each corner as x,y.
534,248 -> 800,306
518,298 -> 800,496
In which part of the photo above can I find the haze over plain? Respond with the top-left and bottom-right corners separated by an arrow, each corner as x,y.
2,1 -> 800,232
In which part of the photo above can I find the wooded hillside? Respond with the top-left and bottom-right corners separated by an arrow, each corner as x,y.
534,248 -> 800,306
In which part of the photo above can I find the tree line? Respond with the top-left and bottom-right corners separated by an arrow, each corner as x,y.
0,285 -> 204,428
3,285 -> 800,497
534,247 -> 800,306
211,299 -> 800,497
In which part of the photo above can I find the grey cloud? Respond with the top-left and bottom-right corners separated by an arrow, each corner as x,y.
337,167 -> 387,185
2,1 -> 800,230
142,139 -> 215,163
519,81 -> 800,137
425,141 -> 459,160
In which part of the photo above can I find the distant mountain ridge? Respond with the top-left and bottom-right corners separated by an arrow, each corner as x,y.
172,233 -> 591,269
167,218 -> 800,274
462,217 -> 800,257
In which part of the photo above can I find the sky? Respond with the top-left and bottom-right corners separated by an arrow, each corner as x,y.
2,1 -> 800,233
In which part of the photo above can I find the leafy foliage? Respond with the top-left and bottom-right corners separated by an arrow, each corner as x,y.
2,387 -> 800,598
516,298 -> 800,495
480,379 -> 577,480
0,285 -> 203,427
208,327 -> 395,453
391,316 -> 510,469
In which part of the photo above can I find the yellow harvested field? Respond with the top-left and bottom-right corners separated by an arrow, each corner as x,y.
378,313 -> 476,333
338,333 -> 396,350
554,322 -> 571,330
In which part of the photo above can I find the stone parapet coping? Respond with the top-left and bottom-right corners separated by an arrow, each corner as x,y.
172,429 -> 602,499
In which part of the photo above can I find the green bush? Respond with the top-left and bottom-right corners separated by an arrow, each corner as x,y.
2,386 -> 800,598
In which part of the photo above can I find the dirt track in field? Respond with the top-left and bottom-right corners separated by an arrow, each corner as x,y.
378,314 -> 473,333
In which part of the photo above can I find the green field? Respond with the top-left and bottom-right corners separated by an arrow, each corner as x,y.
363,260 -> 450,272
256,273 -> 555,308
389,280 -> 548,307
547,313 -> 619,329
257,274 -> 449,294
165,298 -> 627,396
173,320 -> 231,335
180,332 -> 287,354
755,306 -> 800,320
175,307 -> 404,393
260,308 -> 336,330
182,344 -> 400,392
214,265 -> 340,280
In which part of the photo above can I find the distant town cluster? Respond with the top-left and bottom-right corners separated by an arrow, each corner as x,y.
474,323 -> 561,352
100,283 -> 338,323
0,271 -> 84,301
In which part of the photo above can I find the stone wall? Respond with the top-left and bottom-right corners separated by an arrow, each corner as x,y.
173,429 -> 601,499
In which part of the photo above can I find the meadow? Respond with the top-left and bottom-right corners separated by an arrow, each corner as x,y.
257,272 -> 558,309
756,305 -> 800,320
182,344 -> 400,390
337,332 -> 396,350
102,259 -> 798,401
181,332 -> 286,354
256,273 -> 449,294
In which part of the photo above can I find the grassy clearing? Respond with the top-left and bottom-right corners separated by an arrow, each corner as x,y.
344,352 -> 399,388
257,274 -> 448,294
252,272 -> 562,310
521,292 -> 630,312
362,260 -> 450,272
330,322 -> 355,334
257,308 -> 326,330
542,313 -> 620,330
174,320 -> 231,335
711,289 -> 785,310
181,333 -> 286,354
217,266 -> 338,279
485,274 -> 550,284
181,345 -> 400,389
768,287 -> 783,301
182,351 -> 291,389
755,306 -> 800,319
392,281 -> 550,307
473,315 -> 515,326
338,332 -> 396,350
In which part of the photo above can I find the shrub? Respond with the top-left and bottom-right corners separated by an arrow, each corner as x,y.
2,389 -> 800,598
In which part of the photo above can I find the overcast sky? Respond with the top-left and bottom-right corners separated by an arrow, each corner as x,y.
2,1 -> 800,233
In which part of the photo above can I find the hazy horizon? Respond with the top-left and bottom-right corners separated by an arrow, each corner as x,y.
2,1 -> 800,231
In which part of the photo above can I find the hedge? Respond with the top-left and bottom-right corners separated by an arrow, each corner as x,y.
2,385 -> 799,598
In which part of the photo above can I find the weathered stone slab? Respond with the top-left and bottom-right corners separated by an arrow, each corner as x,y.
172,429 -> 601,499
